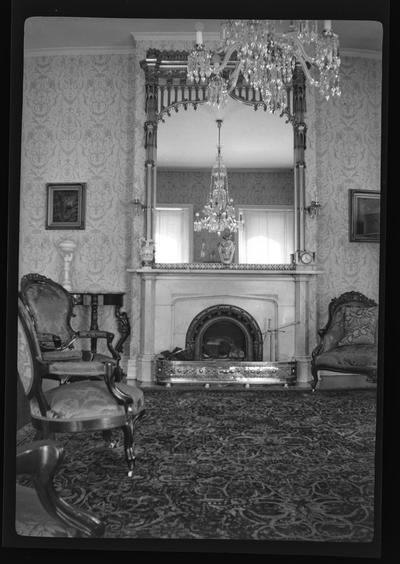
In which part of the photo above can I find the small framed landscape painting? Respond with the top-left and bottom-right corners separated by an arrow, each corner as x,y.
349,190 -> 380,242
46,183 -> 86,230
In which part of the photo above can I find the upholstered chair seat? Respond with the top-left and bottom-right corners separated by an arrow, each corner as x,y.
30,380 -> 144,421
46,357 -> 117,378
313,344 -> 377,371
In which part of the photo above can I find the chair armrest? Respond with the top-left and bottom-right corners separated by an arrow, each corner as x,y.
312,324 -> 343,358
103,362 -> 133,408
76,331 -> 121,362
77,330 -> 114,339
38,333 -> 78,352
17,440 -> 104,537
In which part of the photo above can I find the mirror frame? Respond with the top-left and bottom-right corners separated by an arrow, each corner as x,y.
139,48 -> 312,269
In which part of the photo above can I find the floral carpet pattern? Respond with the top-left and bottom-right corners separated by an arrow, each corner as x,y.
17,389 -> 377,541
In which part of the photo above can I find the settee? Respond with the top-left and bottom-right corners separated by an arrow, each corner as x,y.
311,291 -> 378,391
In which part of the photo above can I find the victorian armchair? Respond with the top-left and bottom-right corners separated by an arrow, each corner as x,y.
16,440 -> 104,537
17,297 -> 145,477
20,273 -> 122,382
311,291 -> 378,391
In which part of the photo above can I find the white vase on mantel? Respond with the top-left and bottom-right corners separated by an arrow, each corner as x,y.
58,239 -> 77,292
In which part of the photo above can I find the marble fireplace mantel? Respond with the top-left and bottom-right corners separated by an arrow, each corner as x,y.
127,265 -> 323,385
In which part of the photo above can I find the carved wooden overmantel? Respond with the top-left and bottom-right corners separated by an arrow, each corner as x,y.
139,48 -> 315,268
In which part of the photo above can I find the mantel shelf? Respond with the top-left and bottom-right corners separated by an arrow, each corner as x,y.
128,267 -> 323,276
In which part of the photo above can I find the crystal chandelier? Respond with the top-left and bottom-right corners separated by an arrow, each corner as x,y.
194,119 -> 240,235
187,20 -> 341,113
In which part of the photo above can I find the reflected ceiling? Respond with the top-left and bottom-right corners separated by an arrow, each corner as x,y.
157,98 -> 293,169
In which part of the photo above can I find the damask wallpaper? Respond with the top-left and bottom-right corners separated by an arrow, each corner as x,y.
18,45 -> 382,365
313,55 -> 382,328
19,54 -> 137,362
20,54 -> 136,289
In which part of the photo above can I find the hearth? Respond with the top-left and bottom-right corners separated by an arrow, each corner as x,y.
185,304 -> 263,361
155,304 -> 296,386
128,267 -> 321,385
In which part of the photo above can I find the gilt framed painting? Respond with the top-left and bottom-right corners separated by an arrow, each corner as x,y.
46,183 -> 86,230
349,190 -> 380,242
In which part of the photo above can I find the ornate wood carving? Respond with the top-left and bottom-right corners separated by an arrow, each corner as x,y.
317,291 -> 378,343
140,49 -> 299,123
139,49 -> 311,265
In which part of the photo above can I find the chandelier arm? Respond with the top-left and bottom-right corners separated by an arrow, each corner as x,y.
294,55 -> 316,86
291,39 -> 318,83
227,60 -> 243,93
216,45 -> 237,74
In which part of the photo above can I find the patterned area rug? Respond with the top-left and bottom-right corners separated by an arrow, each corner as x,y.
17,388 -> 377,541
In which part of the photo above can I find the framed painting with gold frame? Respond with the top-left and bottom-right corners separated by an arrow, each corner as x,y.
46,183 -> 86,230
349,190 -> 380,242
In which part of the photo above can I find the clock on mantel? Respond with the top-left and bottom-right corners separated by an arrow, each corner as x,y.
296,250 -> 316,265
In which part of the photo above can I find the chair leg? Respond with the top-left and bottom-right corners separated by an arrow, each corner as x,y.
311,363 -> 318,392
121,423 -> 136,478
121,411 -> 145,478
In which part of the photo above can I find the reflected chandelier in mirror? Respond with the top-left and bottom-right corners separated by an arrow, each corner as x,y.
193,119 -> 242,235
140,44 -> 317,268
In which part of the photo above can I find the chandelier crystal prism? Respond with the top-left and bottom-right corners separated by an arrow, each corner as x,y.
187,19 -> 341,113
194,119 -> 240,235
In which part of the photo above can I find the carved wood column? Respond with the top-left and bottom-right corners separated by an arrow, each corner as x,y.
292,63 -> 314,265
140,59 -> 159,267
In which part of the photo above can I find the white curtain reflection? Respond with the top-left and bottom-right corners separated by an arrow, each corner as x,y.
155,207 -> 190,263
238,208 -> 294,264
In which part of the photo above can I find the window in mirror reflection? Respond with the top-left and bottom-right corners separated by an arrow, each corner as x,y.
155,206 -> 192,263
238,206 -> 294,264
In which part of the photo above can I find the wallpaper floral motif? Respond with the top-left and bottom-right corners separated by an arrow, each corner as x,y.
313,56 -> 382,329
19,45 -> 382,367
20,54 -> 137,364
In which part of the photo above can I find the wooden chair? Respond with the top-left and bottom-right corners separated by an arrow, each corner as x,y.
17,296 -> 145,477
20,273 -> 123,383
311,291 -> 378,391
16,440 -> 104,537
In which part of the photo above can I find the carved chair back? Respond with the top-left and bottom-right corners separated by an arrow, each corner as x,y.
17,297 -> 50,416
20,273 -> 76,350
17,297 -> 41,396
317,291 -> 378,354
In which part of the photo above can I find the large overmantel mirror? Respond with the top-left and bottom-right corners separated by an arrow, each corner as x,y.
139,48 -> 313,269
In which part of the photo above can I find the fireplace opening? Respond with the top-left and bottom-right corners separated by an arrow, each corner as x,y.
202,320 -> 246,360
186,304 -> 263,361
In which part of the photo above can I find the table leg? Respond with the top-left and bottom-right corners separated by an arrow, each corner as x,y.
114,305 -> 130,354
90,295 -> 99,354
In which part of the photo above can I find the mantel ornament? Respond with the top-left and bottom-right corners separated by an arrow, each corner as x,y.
218,230 -> 236,265
139,237 -> 155,268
